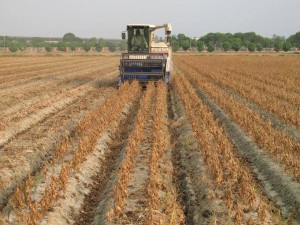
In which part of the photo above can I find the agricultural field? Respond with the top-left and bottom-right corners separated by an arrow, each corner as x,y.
0,54 -> 299,225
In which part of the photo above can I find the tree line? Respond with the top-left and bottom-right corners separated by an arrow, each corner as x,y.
1,31 -> 300,53
0,33 -> 127,53
171,31 -> 300,52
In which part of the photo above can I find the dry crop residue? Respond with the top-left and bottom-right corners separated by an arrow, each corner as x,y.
0,55 -> 299,225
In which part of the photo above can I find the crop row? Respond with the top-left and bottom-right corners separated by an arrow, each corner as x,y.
107,83 -> 153,221
174,74 -> 275,224
0,57 -> 102,77
2,81 -> 140,224
0,57 -> 116,87
0,61 -> 117,118
176,62 -> 300,182
147,81 -> 184,225
175,56 -> 300,129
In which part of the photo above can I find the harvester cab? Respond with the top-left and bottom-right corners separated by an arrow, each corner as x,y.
118,23 -> 173,87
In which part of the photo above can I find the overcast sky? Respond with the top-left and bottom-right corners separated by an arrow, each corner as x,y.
0,0 -> 300,39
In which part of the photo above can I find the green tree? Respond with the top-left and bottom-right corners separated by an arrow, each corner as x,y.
181,39 -> 190,51
191,38 -> 197,48
8,42 -> 19,52
63,33 -> 76,42
177,33 -> 187,47
88,37 -> 98,46
16,41 -> 26,51
171,35 -> 178,43
272,34 -> 285,43
107,42 -> 116,52
45,44 -> 53,52
283,41 -> 292,52
200,32 -> 230,47
231,38 -> 242,52
57,41 -> 67,51
83,42 -> 92,52
31,38 -> 45,47
95,43 -> 102,52
197,40 -> 205,52
287,31 -> 300,47
207,43 -> 214,52
274,41 -> 283,52
248,43 -> 256,52
243,40 -> 251,48
256,43 -> 263,52
172,40 -> 180,52
73,37 -> 83,48
263,38 -> 273,48
69,42 -> 76,52
95,39 -> 105,52
118,40 -> 127,51
222,41 -> 231,52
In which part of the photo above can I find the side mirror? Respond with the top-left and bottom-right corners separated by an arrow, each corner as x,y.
122,32 -> 126,40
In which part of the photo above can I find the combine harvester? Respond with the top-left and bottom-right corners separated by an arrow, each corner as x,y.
118,23 -> 173,87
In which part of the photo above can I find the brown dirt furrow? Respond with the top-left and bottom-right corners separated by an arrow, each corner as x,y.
0,58 -> 117,94
146,81 -> 184,225
178,58 -> 300,132
0,57 -> 73,72
73,87 -> 141,225
0,69 -> 118,146
106,83 -> 155,224
175,57 -> 300,129
169,85 -> 219,225
0,86 -> 114,210
177,63 -> 300,182
184,74 -> 300,222
0,57 -> 95,79
173,74 -> 281,224
117,84 -> 157,224
0,66 -> 118,120
39,88 -> 141,225
0,81 -> 140,224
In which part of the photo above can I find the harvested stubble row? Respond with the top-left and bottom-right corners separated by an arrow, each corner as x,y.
147,81 -> 184,225
0,57 -> 50,67
107,82 -> 155,222
174,75 -> 274,224
175,56 -> 300,129
0,57 -> 73,73
0,57 -> 92,82
0,58 -> 117,89
4,81 -> 140,225
176,63 -> 300,183
0,62 -> 116,121
0,56 -> 108,75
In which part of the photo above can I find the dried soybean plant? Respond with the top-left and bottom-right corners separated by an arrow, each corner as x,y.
9,81 -> 141,225
174,75 -> 271,224
179,63 -> 300,182
147,81 -> 184,225
107,82 -> 154,221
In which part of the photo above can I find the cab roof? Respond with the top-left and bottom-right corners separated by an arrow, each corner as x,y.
127,24 -> 156,28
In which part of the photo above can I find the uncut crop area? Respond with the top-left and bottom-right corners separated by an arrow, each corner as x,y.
0,55 -> 299,225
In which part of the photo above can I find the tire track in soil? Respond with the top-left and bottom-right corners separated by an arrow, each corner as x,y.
73,92 -> 141,225
190,80 -> 300,221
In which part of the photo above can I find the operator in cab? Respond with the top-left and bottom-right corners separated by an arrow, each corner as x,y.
131,29 -> 148,51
